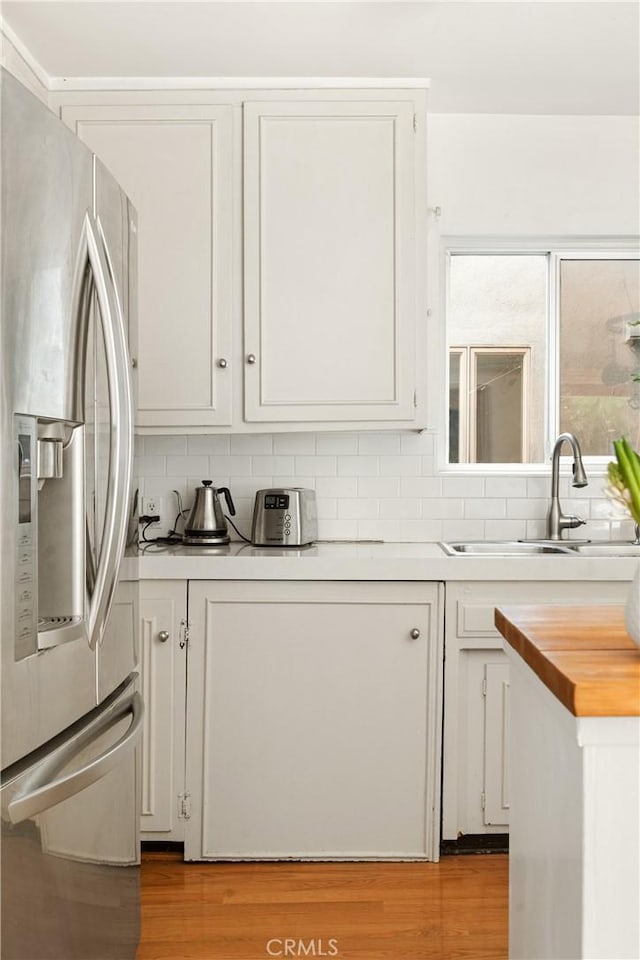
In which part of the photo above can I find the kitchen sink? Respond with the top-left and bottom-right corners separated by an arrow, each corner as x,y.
439,540 -> 575,557
568,542 -> 640,557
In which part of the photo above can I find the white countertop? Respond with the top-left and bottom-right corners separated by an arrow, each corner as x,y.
120,540 -> 639,582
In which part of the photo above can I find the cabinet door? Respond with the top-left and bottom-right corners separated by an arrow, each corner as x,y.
483,661 -> 510,826
185,581 -> 443,860
243,100 -> 417,423
442,579 -> 631,840
139,580 -> 187,837
61,104 -> 233,428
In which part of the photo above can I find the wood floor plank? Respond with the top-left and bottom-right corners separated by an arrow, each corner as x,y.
138,855 -> 508,960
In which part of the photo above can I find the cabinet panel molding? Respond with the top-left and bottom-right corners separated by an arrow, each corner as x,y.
61,103 -> 234,428
185,580 -> 443,861
139,580 -> 187,838
244,100 -> 418,424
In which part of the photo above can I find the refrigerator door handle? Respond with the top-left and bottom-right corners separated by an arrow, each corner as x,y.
7,691 -> 143,825
83,210 -> 134,650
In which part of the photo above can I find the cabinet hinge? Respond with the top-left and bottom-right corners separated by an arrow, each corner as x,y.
481,791 -> 486,811
413,113 -> 417,133
179,619 -> 190,650
178,792 -> 192,820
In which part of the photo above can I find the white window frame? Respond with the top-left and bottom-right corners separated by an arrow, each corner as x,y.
440,238 -> 640,474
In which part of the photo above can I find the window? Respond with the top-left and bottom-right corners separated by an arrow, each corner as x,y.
446,247 -> 640,465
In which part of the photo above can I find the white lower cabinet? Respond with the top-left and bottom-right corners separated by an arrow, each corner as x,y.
441,579 -> 631,841
184,580 -> 443,861
139,580 -> 188,840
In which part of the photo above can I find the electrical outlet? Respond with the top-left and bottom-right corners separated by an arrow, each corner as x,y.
142,496 -> 159,517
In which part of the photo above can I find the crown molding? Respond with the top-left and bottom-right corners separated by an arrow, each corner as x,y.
0,18 -> 51,90
48,75 -> 430,92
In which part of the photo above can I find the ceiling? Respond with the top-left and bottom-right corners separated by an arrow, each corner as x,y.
2,1 -> 639,114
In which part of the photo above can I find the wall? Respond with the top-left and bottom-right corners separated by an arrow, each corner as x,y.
137,112 -> 639,542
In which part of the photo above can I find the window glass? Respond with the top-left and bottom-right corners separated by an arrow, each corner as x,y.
448,254 -> 546,463
474,350 -> 528,463
447,250 -> 640,465
559,259 -> 640,455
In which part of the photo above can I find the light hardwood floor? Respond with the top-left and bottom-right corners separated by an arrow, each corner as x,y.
138,853 -> 508,960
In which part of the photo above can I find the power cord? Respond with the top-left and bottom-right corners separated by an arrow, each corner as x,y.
225,514 -> 252,543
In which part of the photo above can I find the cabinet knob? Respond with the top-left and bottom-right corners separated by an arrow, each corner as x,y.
157,630 -> 169,643
409,628 -> 420,640
246,353 -> 256,365
131,357 -> 138,369
217,358 -> 228,369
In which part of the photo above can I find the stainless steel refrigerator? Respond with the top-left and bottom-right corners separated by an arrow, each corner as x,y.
0,70 -> 142,959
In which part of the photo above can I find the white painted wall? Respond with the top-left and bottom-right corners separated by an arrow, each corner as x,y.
429,114 -> 640,236
138,110 -> 640,543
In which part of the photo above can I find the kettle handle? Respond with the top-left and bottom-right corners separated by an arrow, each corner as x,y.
218,486 -> 236,516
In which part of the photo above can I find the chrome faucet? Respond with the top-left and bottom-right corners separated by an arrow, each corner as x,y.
546,433 -> 588,540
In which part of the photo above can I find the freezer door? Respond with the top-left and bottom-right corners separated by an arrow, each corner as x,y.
1,70 -> 96,766
1,74 -> 137,768
0,675 -> 142,959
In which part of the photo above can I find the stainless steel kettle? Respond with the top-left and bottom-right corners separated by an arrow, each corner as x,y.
183,481 -> 235,546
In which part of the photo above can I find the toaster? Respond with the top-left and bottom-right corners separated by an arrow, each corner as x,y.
251,488 -> 317,547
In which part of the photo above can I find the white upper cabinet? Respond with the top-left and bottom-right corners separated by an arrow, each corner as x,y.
243,99 -> 419,424
58,86 -> 427,432
60,103 -> 234,429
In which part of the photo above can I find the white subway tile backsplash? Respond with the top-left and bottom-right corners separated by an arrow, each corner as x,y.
295,456 -> 337,477
400,431 -> 435,455
380,498 -> 420,519
251,456 -> 295,476
315,477 -> 358,497
337,498 -> 379,519
506,498 -> 548,520
421,498 -> 465,520
485,477 -> 527,498
337,456 -> 379,477
525,518 -> 547,539
136,455 -> 166,477
272,476 -> 314,489
613,518 -> 637,539
358,433 -> 401,455
526,477 -> 549,498
137,432 -> 618,545
441,518 -> 486,540
209,455 -> 252,477
571,520 -> 610,541
230,434 -> 273,455
273,433 -> 316,454
379,455 -> 421,477
228,477 -> 272,499
316,433 -> 358,455
166,455 -> 209,477
316,498 -> 338,519
318,519 -> 358,540
465,498 -> 507,520
187,435 -> 231,455
441,476 -> 485,498
589,499 -> 617,520
401,477 -> 441,498
358,477 -> 400,498
356,519 -> 390,541
143,436 -> 187,456
397,519 -> 443,541
485,519 -> 527,540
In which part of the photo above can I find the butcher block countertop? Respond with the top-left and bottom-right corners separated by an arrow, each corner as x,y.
495,605 -> 640,718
